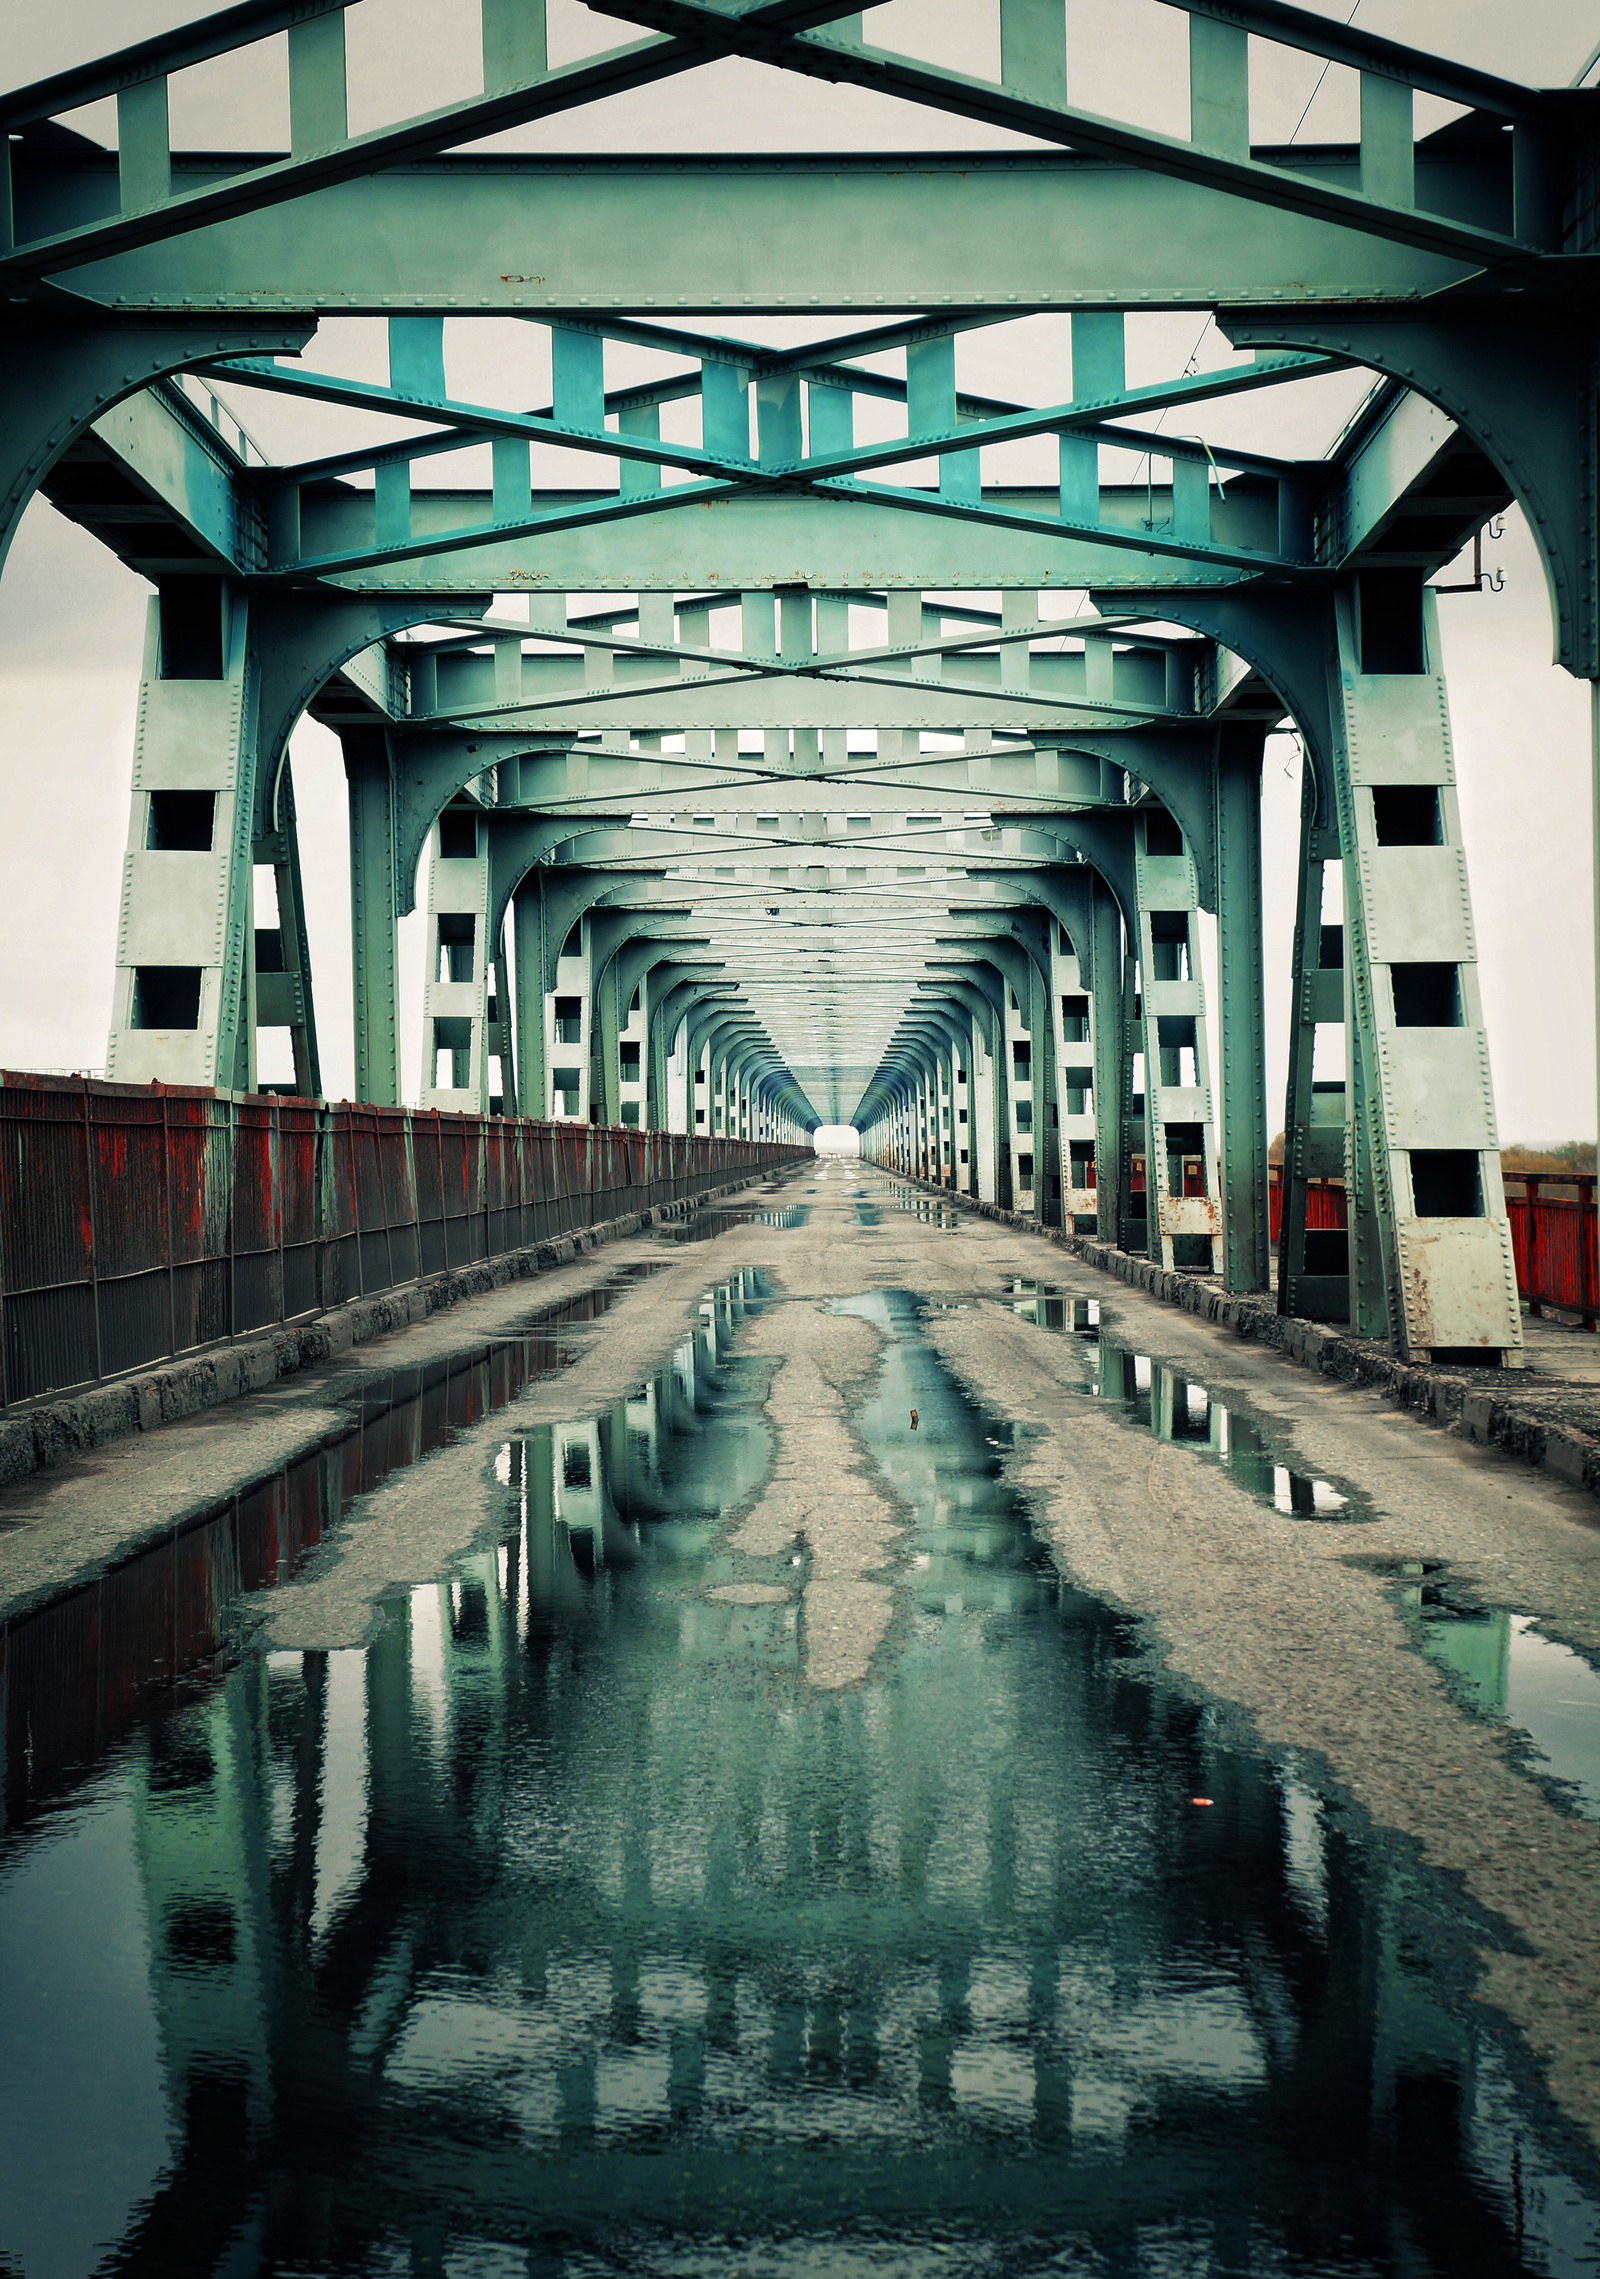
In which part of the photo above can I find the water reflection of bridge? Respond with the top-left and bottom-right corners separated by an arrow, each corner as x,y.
0,1272 -> 1580,2271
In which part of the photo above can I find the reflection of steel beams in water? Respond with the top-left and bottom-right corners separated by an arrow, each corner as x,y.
6,1270 -> 1589,2267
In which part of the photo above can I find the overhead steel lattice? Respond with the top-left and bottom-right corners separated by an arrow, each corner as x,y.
2,0 -> 1595,1363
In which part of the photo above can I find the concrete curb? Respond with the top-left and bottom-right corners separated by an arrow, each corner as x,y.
893,1176 -> 1600,1506
0,1177 -> 769,1492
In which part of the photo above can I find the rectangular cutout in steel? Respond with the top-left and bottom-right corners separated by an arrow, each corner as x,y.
158,580 -> 224,680
1359,567 -> 1425,674
146,790 -> 216,851
131,966 -> 202,1029
438,809 -> 478,860
1410,1149 -> 1482,1217
1390,962 -> 1461,1027
1373,785 -> 1441,846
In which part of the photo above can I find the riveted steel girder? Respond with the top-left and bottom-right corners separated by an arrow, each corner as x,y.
18,152 -> 1488,316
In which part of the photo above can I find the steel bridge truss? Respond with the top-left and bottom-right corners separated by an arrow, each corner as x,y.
4,0 -> 1596,1362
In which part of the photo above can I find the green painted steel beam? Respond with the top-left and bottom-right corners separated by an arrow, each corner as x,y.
59,366 -> 1498,621
295,487 -> 1256,595
592,1 -> 1540,263
271,482 -> 1294,587
27,153 -> 1483,313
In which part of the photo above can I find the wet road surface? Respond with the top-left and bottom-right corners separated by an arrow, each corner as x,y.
3,1164 -> 1600,2276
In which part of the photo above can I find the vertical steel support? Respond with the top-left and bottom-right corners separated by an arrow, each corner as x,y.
342,727 -> 400,1106
1133,812 -> 1223,1273
1117,940 -> 1145,1252
1278,764 -> 1350,1322
1026,932 -> 1059,1225
1327,584 -> 1521,1360
512,879 -> 548,1119
989,1000 -> 1013,1212
488,920 -> 516,1113
106,591 -> 258,1092
418,805 -> 491,1112
1593,679 -> 1600,1190
1090,876 -> 1125,1247
1214,729 -> 1270,1291
253,754 -> 322,1099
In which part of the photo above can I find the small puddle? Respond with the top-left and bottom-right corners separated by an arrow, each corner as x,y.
1089,1337 -> 1359,1519
530,1270 -> 775,1589
877,1180 -> 961,1229
661,1204 -> 811,1242
1003,1278 -> 1101,1334
1369,1561 -> 1600,1821
986,1283 -> 1355,1518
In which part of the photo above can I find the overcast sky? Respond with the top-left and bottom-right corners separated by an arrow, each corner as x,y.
0,0 -> 1595,1137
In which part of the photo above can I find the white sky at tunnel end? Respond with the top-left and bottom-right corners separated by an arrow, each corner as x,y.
0,3 -> 1595,1141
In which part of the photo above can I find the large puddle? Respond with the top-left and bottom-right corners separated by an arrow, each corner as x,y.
2,1281 -> 1597,2274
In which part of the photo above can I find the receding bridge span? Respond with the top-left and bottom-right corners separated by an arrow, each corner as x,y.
2,0 -> 1597,1372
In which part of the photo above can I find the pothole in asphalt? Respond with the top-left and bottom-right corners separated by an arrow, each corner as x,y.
1353,1557 -> 1600,1822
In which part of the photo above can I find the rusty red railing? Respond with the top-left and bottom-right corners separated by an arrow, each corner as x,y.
1266,1164 -> 1598,1329
1267,1166 -> 1349,1249
1504,1174 -> 1599,1329
0,1074 -> 806,1408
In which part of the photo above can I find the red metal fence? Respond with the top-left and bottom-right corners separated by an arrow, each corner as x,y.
1266,1167 -> 1348,1249
0,1075 -> 805,1407
1266,1165 -> 1599,1328
1504,1174 -> 1599,1328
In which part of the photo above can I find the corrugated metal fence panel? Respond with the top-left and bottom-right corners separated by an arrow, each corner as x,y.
439,1116 -> 472,1268
0,1080 -> 97,1401
1267,1170 -> 1349,1248
232,1098 -> 282,1336
349,1107 -> 394,1296
322,1109 -> 359,1311
381,1110 -> 421,1287
0,1071 -> 805,1405
279,1098 -> 322,1319
166,1089 -> 229,1351
88,1085 -> 171,1377
485,1120 -> 512,1256
413,1111 -> 446,1277
1506,1177 -> 1599,1325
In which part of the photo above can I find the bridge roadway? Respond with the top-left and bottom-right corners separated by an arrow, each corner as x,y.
2,1160 -> 1598,2159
